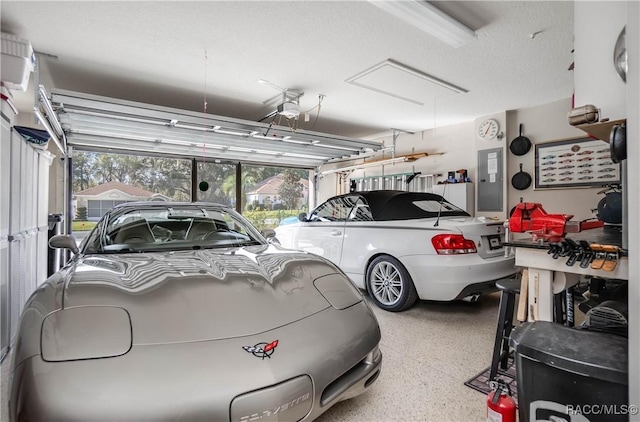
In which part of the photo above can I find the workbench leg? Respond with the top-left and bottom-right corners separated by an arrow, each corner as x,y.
527,269 -> 554,322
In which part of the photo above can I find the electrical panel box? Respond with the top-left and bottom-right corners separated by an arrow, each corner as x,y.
477,148 -> 503,211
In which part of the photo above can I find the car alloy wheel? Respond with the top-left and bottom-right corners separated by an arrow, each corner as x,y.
366,255 -> 417,312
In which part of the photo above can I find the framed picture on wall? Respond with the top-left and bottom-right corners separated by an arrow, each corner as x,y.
534,137 -> 619,189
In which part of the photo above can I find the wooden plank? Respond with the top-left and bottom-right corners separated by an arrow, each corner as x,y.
517,269 -> 529,322
576,118 -> 625,142
529,272 -> 539,321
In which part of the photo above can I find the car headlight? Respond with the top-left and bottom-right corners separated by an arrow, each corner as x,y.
364,344 -> 381,365
41,306 -> 132,362
314,273 -> 362,310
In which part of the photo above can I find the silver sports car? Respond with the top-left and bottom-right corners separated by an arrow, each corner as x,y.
9,202 -> 381,421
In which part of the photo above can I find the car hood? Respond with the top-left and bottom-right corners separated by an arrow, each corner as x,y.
63,245 -> 340,344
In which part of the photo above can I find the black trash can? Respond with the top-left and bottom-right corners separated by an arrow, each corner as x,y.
47,213 -> 64,276
510,321 -> 628,422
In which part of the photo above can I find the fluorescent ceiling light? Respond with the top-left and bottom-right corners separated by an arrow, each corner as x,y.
369,1 -> 476,48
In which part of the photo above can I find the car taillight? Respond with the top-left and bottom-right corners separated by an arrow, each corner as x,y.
431,234 -> 477,255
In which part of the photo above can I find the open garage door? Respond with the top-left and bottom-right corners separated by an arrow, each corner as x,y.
39,89 -> 383,169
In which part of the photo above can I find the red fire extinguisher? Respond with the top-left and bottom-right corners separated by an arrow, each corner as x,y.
487,380 -> 517,422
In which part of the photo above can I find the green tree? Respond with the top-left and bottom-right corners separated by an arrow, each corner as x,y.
73,151 -> 192,200
197,162 -> 235,205
278,169 -> 303,209
72,151 -> 97,191
264,196 -> 273,210
71,152 -> 310,212
76,206 -> 87,220
143,157 -> 191,200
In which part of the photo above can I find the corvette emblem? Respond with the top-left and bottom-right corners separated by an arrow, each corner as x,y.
243,340 -> 279,359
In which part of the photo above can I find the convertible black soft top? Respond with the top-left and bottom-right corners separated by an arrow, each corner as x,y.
357,190 -> 470,221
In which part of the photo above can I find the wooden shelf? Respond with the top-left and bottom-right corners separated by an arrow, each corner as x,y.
576,119 -> 625,142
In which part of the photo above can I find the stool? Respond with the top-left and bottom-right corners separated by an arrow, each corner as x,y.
489,278 -> 521,381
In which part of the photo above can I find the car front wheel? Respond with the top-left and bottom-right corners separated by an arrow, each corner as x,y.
366,255 -> 418,312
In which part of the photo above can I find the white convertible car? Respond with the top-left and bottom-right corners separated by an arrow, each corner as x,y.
275,190 -> 516,311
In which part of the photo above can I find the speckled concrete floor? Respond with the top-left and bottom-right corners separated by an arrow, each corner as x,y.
315,294 -> 501,422
1,293 -> 502,422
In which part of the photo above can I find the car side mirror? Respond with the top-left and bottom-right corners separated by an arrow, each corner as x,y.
298,213 -> 308,222
262,229 -> 276,238
267,236 -> 280,245
262,229 -> 280,245
49,234 -> 79,254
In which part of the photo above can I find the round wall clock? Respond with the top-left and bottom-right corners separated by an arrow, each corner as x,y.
478,119 -> 500,140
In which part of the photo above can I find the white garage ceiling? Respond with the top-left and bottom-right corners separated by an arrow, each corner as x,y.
1,1 -> 575,140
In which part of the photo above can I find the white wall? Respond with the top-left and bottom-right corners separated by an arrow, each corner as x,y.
575,0 -> 637,410
318,100 -> 604,225
574,2 -> 627,120
506,98 -> 603,221
317,122 -> 477,205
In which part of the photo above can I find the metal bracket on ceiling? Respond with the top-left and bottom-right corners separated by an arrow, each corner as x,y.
32,52 -> 58,125
34,84 -> 67,156
391,128 -> 414,159
259,79 -> 304,106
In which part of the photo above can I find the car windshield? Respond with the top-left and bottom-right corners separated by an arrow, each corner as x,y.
411,199 -> 465,213
83,203 -> 265,254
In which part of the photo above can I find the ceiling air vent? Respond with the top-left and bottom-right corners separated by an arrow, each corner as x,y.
345,59 -> 466,106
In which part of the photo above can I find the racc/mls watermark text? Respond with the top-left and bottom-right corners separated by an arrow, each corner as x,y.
567,404 -> 638,416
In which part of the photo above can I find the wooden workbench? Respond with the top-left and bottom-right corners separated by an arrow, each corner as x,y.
505,227 -> 628,321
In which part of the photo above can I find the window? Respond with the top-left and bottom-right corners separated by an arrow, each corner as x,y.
348,199 -> 373,222
310,195 -> 359,222
197,161 -> 236,206
84,203 -> 264,254
413,200 -> 464,213
73,151 -> 191,224
87,200 -> 127,219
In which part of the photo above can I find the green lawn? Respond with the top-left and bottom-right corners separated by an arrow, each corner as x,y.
72,221 -> 96,231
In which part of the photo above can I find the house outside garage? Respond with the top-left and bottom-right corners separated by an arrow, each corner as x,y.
246,173 -> 309,209
74,181 -> 170,220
